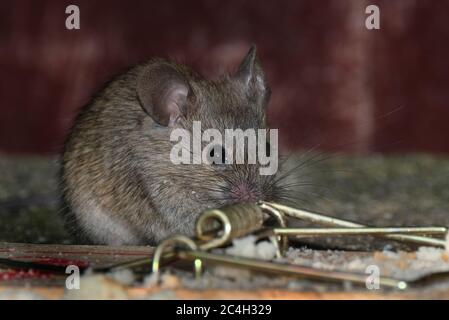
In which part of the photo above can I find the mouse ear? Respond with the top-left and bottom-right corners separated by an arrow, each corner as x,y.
137,62 -> 190,127
235,45 -> 270,105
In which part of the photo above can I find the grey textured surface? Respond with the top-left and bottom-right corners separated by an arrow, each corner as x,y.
0,153 -> 448,247
0,155 -> 69,244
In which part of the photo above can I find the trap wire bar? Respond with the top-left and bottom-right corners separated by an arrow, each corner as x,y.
264,202 -> 447,248
150,202 -> 448,290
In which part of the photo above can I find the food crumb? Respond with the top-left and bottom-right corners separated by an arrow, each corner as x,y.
225,235 -> 277,260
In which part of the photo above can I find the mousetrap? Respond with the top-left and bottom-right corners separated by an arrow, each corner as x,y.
1,201 -> 449,299
135,202 -> 448,291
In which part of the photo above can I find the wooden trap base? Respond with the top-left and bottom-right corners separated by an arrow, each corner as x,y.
1,242 -> 449,299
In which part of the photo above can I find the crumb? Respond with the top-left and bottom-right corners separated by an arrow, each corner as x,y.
107,269 -> 135,285
416,247 -> 443,262
144,272 -> 181,289
374,251 -> 386,261
442,252 -> 449,262
224,235 -> 277,260
64,274 -> 128,299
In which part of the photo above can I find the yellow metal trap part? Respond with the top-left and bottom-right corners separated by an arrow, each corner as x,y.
150,201 -> 448,291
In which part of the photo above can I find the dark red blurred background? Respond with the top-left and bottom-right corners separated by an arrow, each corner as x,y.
1,0 -> 448,155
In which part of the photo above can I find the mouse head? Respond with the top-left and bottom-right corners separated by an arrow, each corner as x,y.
137,46 -> 281,206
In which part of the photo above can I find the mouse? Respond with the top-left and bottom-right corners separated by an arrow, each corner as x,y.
60,46 -> 296,246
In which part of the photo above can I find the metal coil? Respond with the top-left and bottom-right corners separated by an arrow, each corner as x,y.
196,203 -> 264,250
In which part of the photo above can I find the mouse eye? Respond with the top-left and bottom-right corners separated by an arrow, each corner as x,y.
207,144 -> 226,165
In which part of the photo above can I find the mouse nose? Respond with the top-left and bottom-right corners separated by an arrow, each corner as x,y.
230,183 -> 262,202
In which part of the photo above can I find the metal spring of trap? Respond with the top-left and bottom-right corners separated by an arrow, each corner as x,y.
149,202 -> 448,290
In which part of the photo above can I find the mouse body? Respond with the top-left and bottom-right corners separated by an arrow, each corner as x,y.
60,46 -> 285,246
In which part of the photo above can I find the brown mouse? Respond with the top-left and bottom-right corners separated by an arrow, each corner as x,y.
60,46 -> 295,246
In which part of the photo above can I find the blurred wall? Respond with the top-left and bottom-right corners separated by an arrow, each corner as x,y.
0,0 -> 448,155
